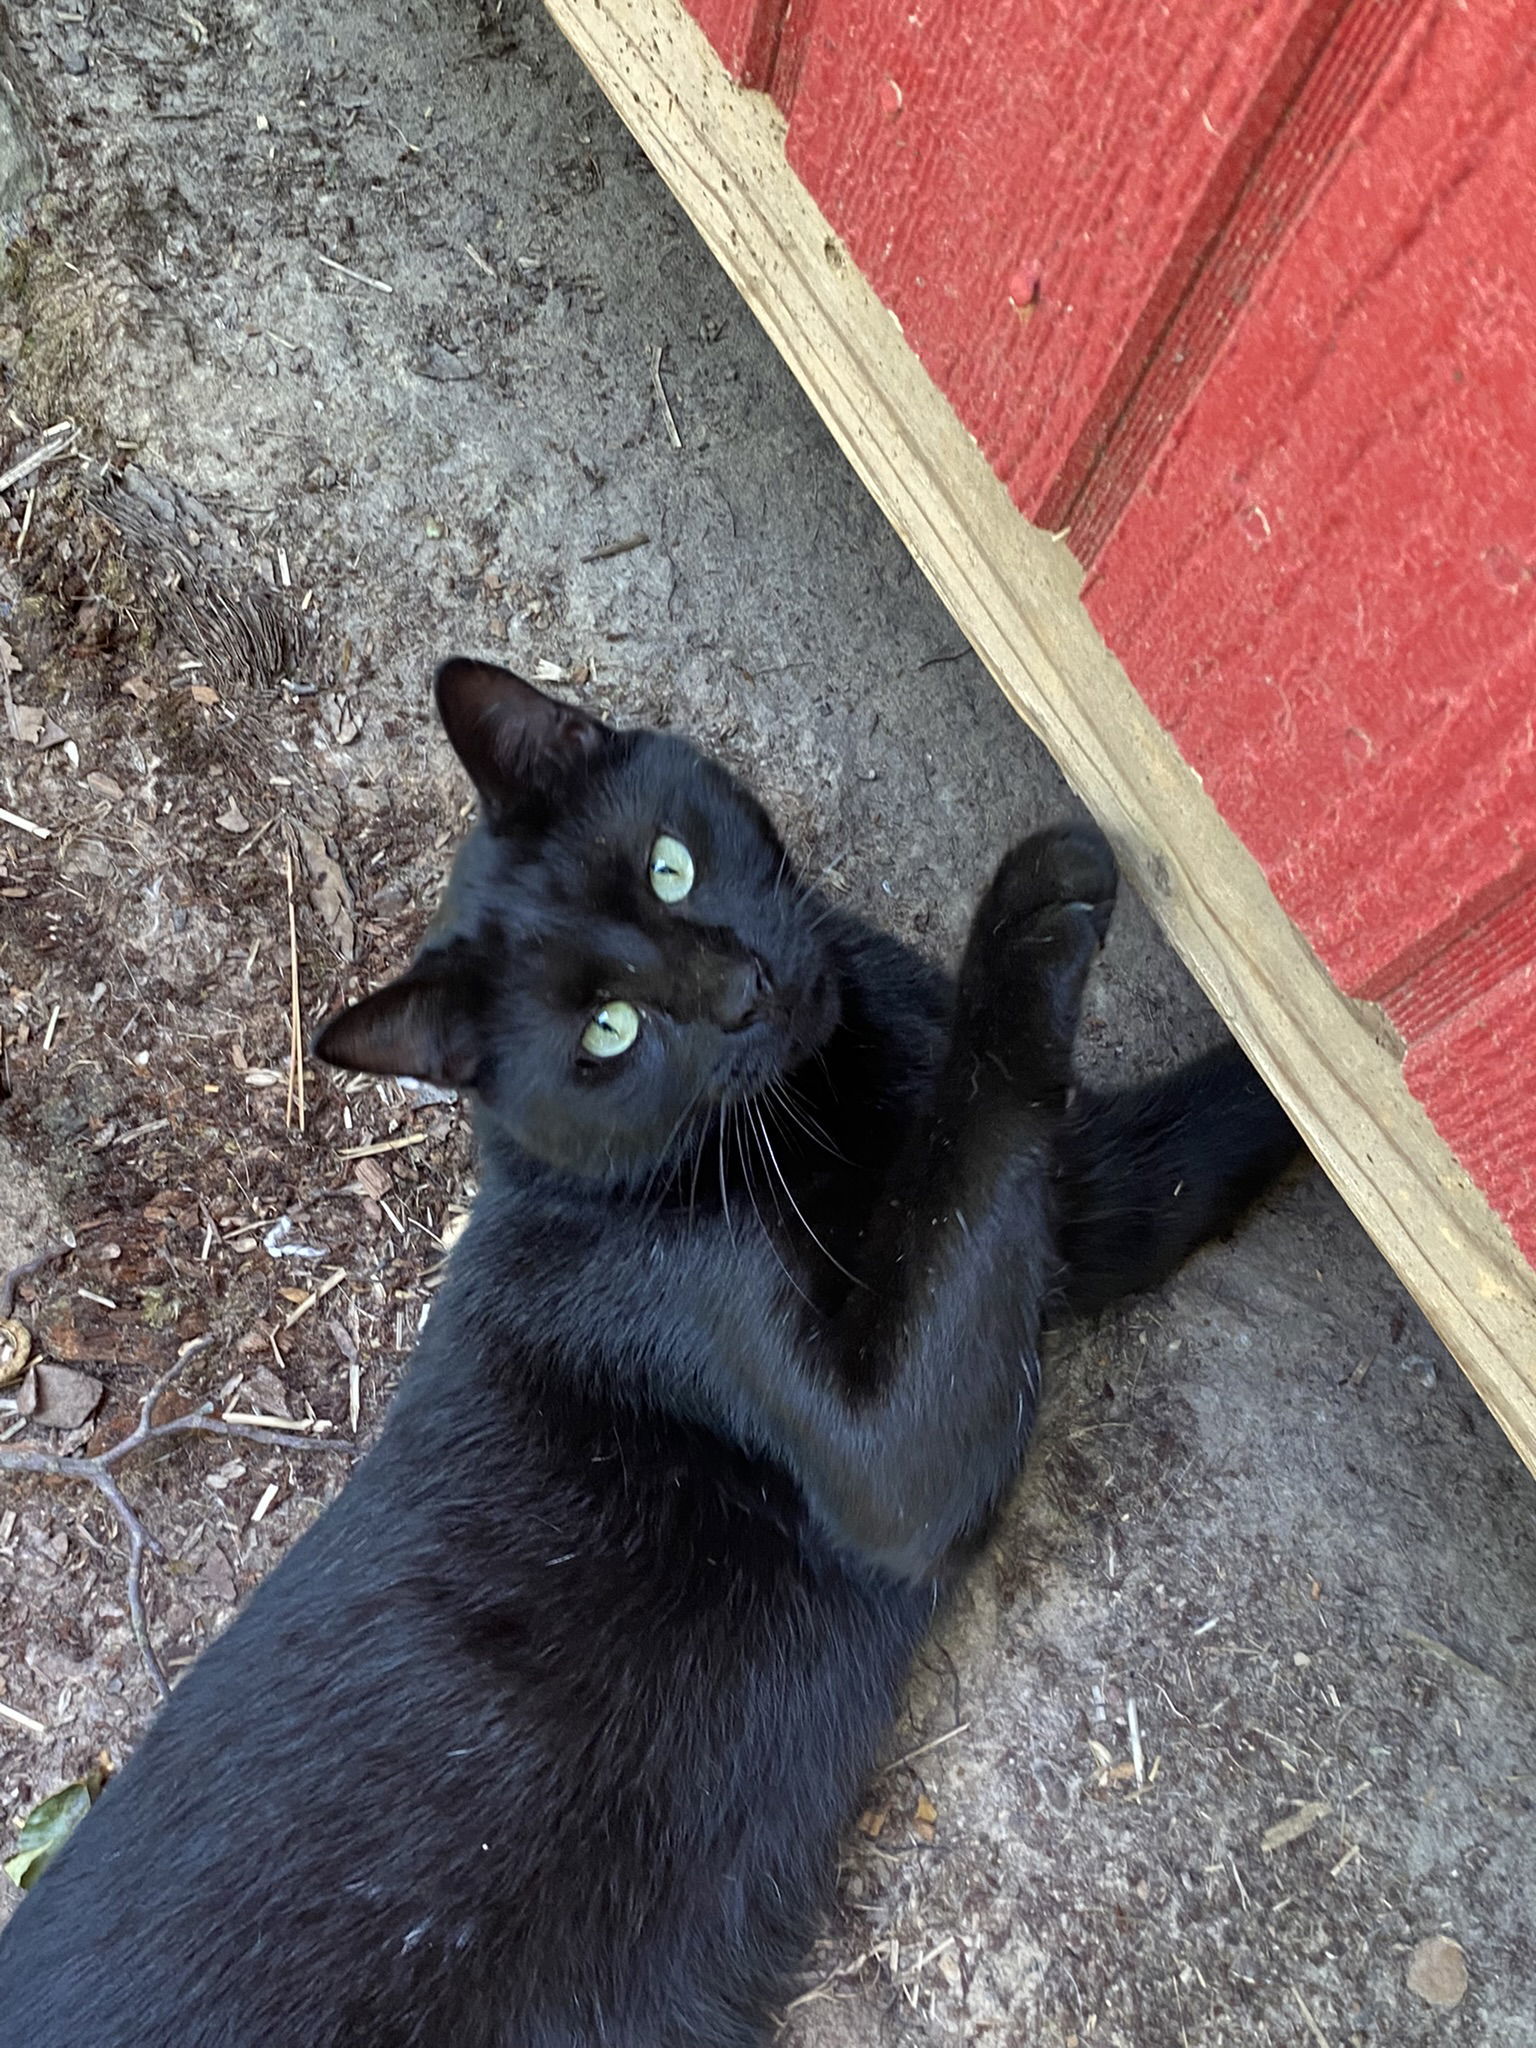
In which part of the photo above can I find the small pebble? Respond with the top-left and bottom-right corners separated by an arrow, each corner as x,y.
1407,1935 -> 1469,2009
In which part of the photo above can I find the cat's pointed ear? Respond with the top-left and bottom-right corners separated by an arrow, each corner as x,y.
435,657 -> 610,820
312,961 -> 484,1089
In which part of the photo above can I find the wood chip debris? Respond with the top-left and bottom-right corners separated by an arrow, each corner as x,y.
1261,1799 -> 1331,1853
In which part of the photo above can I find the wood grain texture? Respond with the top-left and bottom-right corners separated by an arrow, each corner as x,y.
781,0 -> 1322,518
544,0 -> 1536,1475
1088,2 -> 1536,1009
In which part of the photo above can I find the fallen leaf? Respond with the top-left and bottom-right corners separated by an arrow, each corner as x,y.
10,705 -> 67,749
192,1547 -> 239,1605
295,823 -> 357,962
1407,1936 -> 1468,2008
0,1317 -> 32,1388
240,1363 -> 293,1417
3,1776 -> 101,1891
189,685 -> 219,707
16,1361 -> 106,1430
1261,1799 -> 1331,1853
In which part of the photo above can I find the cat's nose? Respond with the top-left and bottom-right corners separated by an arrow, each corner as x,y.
717,955 -> 775,1031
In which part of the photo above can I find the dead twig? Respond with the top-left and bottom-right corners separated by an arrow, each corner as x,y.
0,1239 -> 74,1318
0,1336 -> 352,1700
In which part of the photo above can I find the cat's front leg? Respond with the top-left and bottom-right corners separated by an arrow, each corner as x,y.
728,826 -> 1118,1580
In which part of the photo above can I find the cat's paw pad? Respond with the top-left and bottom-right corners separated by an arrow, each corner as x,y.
983,823 -> 1118,949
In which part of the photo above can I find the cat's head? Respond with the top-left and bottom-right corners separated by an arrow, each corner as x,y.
313,659 -> 840,1182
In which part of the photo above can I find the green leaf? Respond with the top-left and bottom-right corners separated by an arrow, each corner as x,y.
3,1775 -> 100,1892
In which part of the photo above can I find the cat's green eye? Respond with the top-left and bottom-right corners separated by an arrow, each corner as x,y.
580,1001 -> 641,1060
648,834 -> 695,905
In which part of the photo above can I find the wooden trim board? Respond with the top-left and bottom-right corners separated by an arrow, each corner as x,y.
543,0 -> 1536,1475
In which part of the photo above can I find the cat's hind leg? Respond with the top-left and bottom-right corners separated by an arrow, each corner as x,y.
1051,1040 -> 1303,1316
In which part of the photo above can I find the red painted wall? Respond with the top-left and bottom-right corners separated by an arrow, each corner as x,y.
680,0 -> 1536,1266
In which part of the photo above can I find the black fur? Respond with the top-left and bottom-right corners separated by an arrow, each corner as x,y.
0,662 -> 1301,2046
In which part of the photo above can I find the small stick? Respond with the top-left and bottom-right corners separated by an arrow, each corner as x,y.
336,1132 -> 431,1160
1291,1985 -> 1331,2048
0,1699 -> 47,1734
0,805 -> 50,840
0,424 -> 77,496
464,242 -> 497,279
580,533 -> 650,563
650,345 -> 682,450
0,1336 -> 351,1699
1126,1694 -> 1145,1786
280,1266 -> 347,1329
284,843 -> 305,1133
15,484 -> 36,557
315,251 -> 393,295
886,1721 -> 971,1773
0,1239 -> 73,1318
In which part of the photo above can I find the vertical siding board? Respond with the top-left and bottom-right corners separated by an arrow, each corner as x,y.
682,0 -> 790,85
783,0 -> 1322,514
1087,3 -> 1536,1005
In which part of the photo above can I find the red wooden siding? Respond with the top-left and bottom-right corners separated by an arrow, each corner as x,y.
1085,0 -> 1536,1255
785,0 -> 1371,521
685,0 -> 785,86
680,0 -> 1536,1266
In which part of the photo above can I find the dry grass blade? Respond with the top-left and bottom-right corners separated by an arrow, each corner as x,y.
650,343 -> 682,450
284,840 -> 306,1133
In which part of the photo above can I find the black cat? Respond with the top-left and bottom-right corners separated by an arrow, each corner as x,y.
0,661 -> 1299,2047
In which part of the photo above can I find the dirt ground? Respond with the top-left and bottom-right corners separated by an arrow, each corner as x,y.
0,2 -> 1531,2041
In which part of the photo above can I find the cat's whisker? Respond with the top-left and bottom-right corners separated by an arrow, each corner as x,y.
715,1104 -> 736,1244
751,1100 -> 865,1289
765,1077 -> 851,1165
642,1079 -> 716,1211
738,1101 -> 815,1310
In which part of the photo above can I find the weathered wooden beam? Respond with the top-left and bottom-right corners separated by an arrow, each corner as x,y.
542,0 -> 1536,1474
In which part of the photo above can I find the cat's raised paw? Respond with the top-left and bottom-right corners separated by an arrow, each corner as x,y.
984,823 -> 1118,949
954,823 -> 1118,1071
